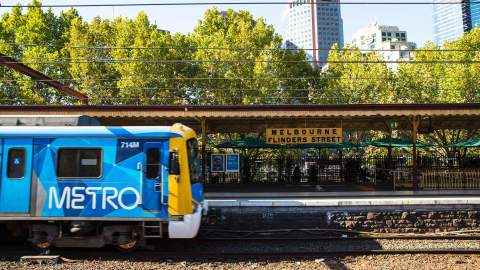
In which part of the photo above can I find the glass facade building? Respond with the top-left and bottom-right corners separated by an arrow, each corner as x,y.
433,0 -> 480,45
286,0 -> 344,65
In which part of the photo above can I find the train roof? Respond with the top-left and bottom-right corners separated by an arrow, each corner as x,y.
0,126 -> 182,138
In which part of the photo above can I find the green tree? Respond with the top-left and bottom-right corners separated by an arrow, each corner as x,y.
68,16 -> 120,104
0,1 -> 80,104
317,45 -> 394,104
190,8 -> 316,105
1,4 -> 318,106
395,29 -> 480,156
68,12 -> 199,105
110,12 -> 198,105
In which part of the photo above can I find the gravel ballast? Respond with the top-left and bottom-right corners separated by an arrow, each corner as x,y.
1,254 -> 480,270
1,239 -> 480,269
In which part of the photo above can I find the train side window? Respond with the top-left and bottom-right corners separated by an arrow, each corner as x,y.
57,148 -> 102,178
146,148 -> 160,179
7,148 -> 25,179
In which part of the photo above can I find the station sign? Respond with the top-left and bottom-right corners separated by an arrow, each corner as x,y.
211,154 -> 225,172
210,154 -> 240,173
266,128 -> 343,145
226,154 -> 240,172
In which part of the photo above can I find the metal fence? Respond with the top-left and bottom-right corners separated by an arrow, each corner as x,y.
420,169 -> 480,190
204,154 -> 480,190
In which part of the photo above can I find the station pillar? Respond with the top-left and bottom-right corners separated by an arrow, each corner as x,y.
201,117 -> 207,182
385,122 -> 393,170
409,116 -> 420,190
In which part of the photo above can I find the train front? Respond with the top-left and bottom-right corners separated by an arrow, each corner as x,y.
167,124 -> 205,238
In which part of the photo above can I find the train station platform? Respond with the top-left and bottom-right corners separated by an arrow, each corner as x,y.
202,191 -> 480,234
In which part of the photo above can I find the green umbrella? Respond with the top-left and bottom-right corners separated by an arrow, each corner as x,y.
446,137 -> 480,148
366,138 -> 432,148
216,137 -> 281,149
287,142 -> 361,149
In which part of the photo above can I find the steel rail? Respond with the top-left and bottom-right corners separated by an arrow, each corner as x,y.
14,248 -> 480,264
143,249 -> 480,259
2,238 -> 480,262
198,235 -> 480,240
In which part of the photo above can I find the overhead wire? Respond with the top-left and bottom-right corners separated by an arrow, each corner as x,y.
2,59 -> 480,64
0,95 -> 471,102
0,2 -> 477,104
0,75 -> 473,84
0,81 -> 474,93
1,1 -> 480,8
2,42 -> 474,52
3,42 -> 480,53
35,86 -> 480,93
0,97 -> 476,107
0,77 -> 323,82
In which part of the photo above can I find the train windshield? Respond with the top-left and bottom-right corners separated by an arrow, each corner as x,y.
186,138 -> 201,183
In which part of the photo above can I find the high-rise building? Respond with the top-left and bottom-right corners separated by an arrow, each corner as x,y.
285,0 -> 344,65
351,22 -> 417,65
433,0 -> 480,45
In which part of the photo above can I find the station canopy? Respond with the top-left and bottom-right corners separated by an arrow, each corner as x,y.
0,103 -> 480,133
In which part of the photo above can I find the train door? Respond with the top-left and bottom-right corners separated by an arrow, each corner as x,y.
142,142 -> 168,213
0,138 -> 32,213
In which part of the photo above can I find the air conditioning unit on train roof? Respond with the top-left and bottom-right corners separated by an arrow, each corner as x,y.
0,115 -> 100,126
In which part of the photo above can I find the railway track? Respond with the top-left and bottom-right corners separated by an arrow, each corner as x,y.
14,248 -> 480,264
199,228 -> 480,240
6,237 -> 480,263
13,248 -> 480,264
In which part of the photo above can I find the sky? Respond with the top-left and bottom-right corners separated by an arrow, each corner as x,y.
0,0 -> 434,46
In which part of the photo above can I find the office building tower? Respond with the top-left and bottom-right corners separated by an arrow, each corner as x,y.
433,0 -> 480,44
286,0 -> 344,65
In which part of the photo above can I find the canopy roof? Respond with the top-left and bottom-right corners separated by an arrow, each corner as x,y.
366,138 -> 432,148
1,103 -> 480,133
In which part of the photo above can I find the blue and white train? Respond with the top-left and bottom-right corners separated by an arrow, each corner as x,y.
0,124 -> 204,249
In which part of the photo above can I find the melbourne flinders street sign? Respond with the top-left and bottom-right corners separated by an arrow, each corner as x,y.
266,128 -> 343,145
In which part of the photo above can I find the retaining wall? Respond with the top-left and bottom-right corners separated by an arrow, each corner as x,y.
203,206 -> 480,234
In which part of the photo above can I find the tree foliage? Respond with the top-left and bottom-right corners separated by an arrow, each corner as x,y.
190,9 -> 318,104
0,3 -> 318,105
318,45 -> 394,104
0,1 -> 79,104
3,1 -> 480,157
0,1 -> 479,110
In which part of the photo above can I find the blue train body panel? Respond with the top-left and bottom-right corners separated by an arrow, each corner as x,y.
34,138 -> 168,218
0,138 -> 33,213
0,126 -> 204,220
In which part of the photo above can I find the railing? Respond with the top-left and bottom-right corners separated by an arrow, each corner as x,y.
202,154 -> 480,190
389,168 -> 480,190
391,169 -> 413,190
421,169 -> 480,190
208,172 -> 241,184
